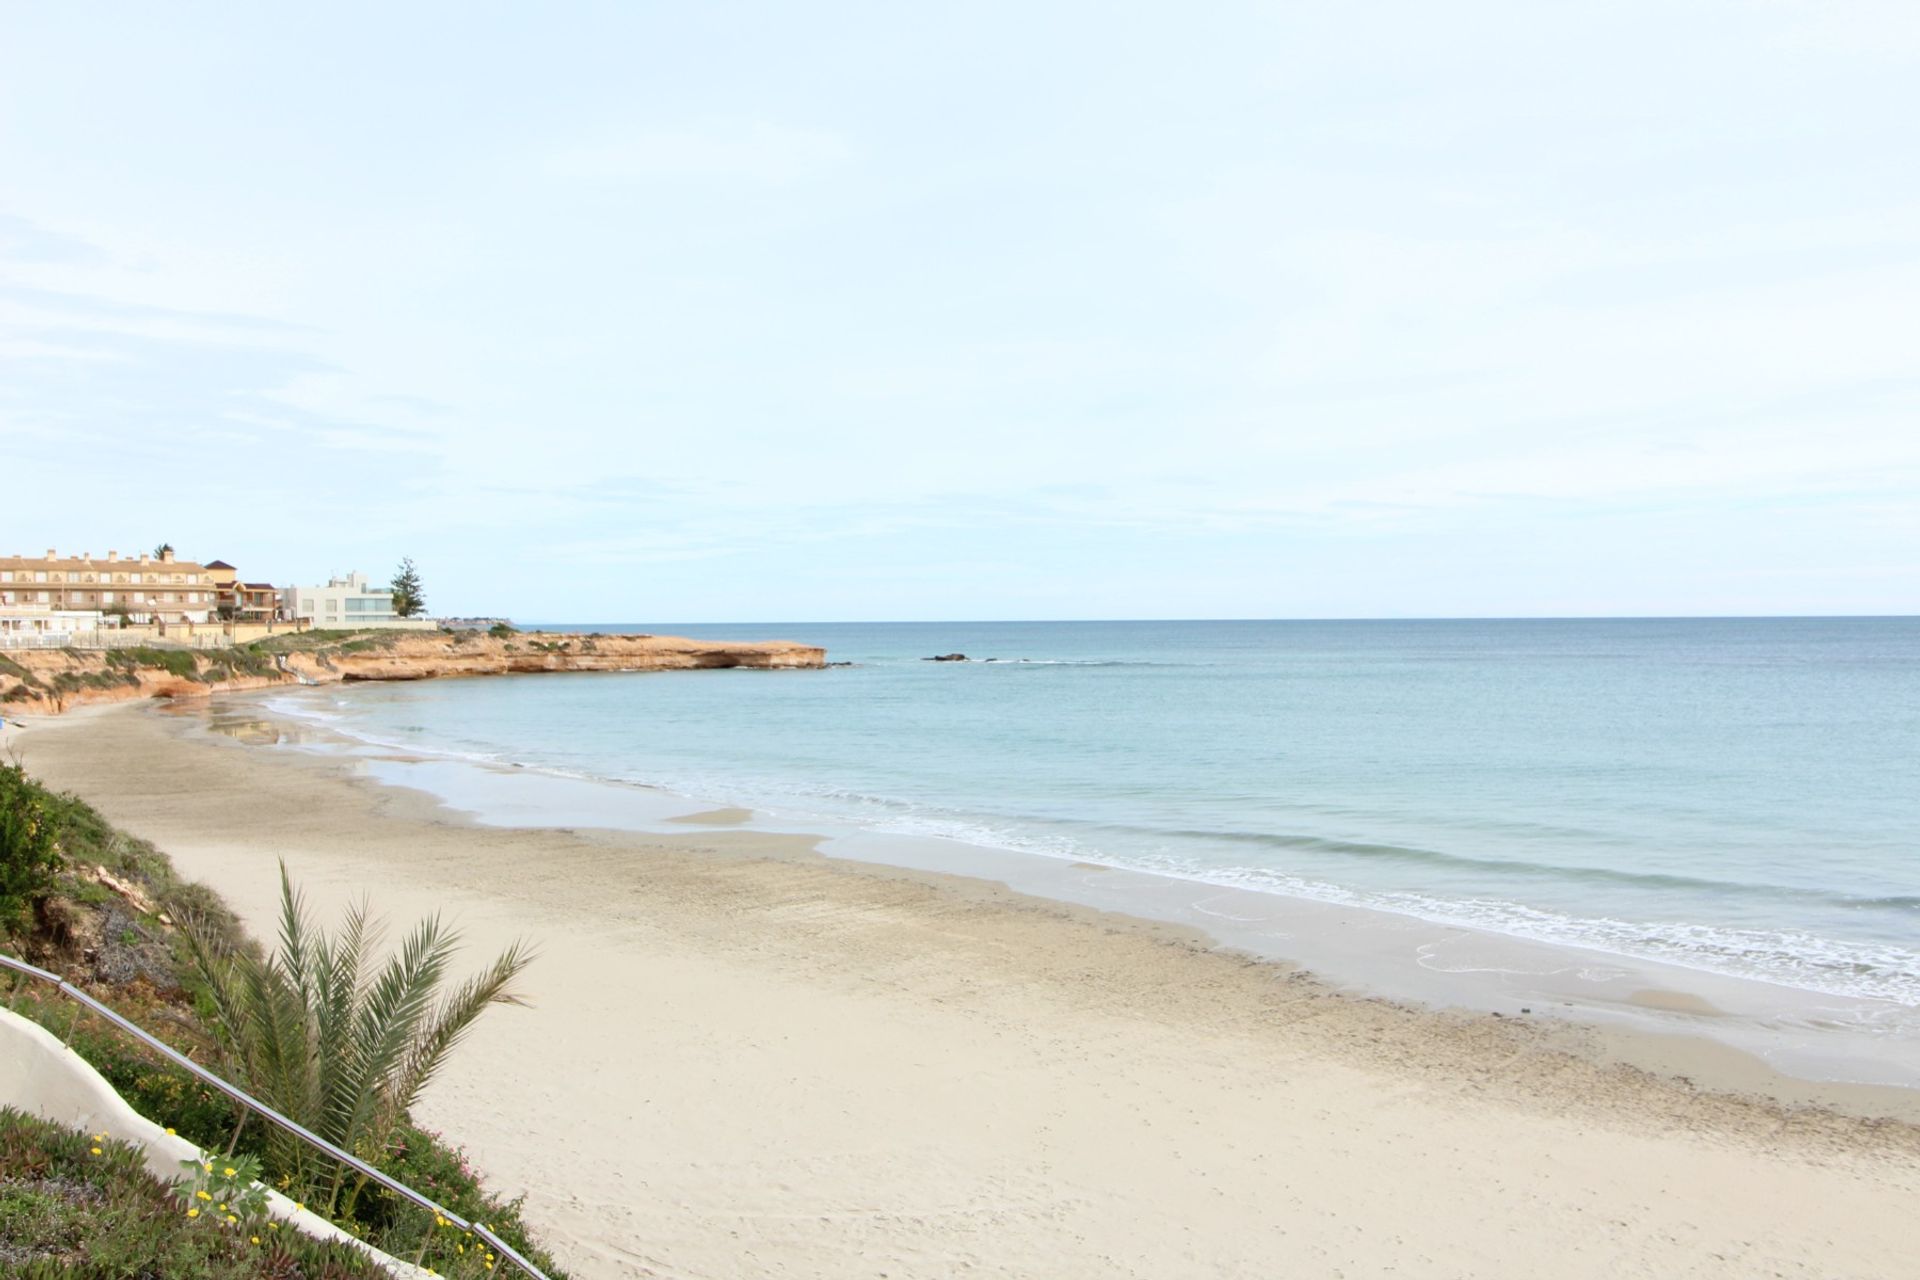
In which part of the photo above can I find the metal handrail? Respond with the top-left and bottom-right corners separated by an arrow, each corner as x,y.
0,951 -> 551,1280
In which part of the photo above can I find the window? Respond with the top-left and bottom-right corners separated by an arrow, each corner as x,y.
0,571 -> 11,582
130,573 -> 142,583
35,571 -> 47,583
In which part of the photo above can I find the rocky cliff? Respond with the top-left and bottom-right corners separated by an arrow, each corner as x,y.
0,631 -> 826,716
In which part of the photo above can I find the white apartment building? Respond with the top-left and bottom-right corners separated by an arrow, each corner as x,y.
280,572 -> 436,631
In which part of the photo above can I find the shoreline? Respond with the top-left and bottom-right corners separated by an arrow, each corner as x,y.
247,682 -> 1920,1098
9,700 -> 1920,1277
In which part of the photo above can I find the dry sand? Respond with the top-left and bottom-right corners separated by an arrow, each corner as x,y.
10,703 -> 1920,1279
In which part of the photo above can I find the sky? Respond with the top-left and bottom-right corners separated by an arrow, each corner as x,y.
2,2 -> 1917,622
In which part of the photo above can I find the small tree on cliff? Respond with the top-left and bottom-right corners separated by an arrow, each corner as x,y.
390,558 -> 426,617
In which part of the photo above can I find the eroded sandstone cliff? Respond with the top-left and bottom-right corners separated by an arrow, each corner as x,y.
0,631 -> 826,716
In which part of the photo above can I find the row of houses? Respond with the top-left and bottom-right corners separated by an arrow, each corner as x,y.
0,548 -> 433,638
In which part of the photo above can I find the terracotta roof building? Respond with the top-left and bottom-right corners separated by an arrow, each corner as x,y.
203,558 -> 280,621
0,548 -> 216,627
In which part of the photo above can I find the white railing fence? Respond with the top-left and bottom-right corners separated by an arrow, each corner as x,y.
0,631 -> 237,652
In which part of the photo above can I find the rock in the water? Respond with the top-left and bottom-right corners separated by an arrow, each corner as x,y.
925,653 -> 969,662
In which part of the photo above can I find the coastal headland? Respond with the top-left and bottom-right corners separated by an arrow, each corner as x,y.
0,630 -> 826,715
7,700 -> 1917,1279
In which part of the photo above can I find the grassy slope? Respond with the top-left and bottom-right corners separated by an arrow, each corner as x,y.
0,1108 -> 385,1279
1,766 -> 566,1278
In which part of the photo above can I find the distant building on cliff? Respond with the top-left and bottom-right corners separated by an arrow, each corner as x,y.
0,548 -> 216,632
281,571 -> 437,631
206,559 -> 284,622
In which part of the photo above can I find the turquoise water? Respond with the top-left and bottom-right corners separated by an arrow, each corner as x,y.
270,619 -> 1920,1007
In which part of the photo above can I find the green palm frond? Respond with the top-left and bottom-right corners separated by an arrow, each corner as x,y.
331,914 -> 456,1155
390,938 -> 536,1124
176,860 -> 534,1195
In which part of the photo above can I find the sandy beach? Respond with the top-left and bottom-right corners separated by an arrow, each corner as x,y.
10,701 -> 1920,1279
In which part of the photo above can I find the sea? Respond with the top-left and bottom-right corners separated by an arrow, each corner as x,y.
254,618 -> 1920,1078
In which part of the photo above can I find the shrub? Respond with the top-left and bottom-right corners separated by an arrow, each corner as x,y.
196,646 -> 278,683
0,761 -> 61,931
104,647 -> 201,681
0,1108 -> 386,1277
1,772 -> 567,1274
181,864 -> 534,1217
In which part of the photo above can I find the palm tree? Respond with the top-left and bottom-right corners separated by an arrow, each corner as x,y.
181,863 -> 534,1212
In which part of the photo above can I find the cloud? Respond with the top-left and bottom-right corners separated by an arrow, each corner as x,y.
544,120 -> 856,183
0,282 -> 313,334
0,212 -> 106,265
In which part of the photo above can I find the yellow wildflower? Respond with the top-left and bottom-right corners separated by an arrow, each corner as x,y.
187,1207 -> 200,1219
226,1214 -> 238,1224
196,1190 -> 212,1201
165,1127 -> 176,1135
89,1146 -> 102,1156
251,1236 -> 261,1245
223,1166 -> 236,1177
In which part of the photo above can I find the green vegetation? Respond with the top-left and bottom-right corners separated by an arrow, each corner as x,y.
1,763 -> 62,931
389,559 -> 426,619
0,768 -> 567,1277
487,623 -> 517,639
181,866 -> 533,1217
2,654 -> 50,703
245,631 -> 401,657
195,646 -> 277,684
103,648 -> 200,681
0,1109 -> 385,1278
47,670 -> 141,697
